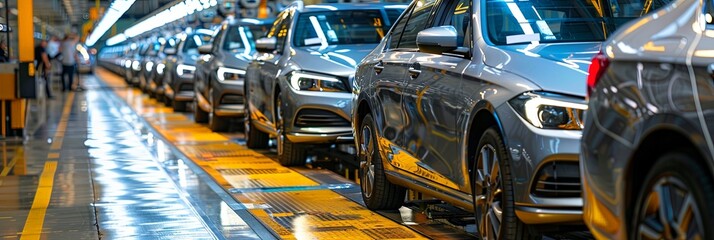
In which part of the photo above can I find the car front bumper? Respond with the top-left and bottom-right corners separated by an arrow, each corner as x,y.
495,103 -> 583,224
282,85 -> 353,144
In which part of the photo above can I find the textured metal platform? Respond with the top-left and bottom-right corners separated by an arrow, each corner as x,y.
97,69 -> 432,239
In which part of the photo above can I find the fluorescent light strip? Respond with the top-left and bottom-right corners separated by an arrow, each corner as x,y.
124,0 -> 217,38
106,34 -> 127,46
86,0 -> 136,46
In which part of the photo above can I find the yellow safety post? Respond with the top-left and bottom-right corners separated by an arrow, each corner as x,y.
1,0 -> 33,138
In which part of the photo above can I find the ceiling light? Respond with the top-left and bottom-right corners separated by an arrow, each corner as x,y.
86,0 -> 136,46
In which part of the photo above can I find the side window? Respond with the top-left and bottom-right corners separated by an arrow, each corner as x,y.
443,0 -> 472,48
275,16 -> 291,53
387,5 -> 413,50
398,0 -> 437,49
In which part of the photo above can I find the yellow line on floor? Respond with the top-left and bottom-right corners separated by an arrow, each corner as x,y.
19,161 -> 58,240
49,93 -> 74,151
0,147 -> 23,176
18,92 -> 74,239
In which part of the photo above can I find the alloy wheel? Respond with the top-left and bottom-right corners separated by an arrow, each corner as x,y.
276,94 -> 284,155
475,144 -> 503,239
637,176 -> 703,239
360,124 -> 375,198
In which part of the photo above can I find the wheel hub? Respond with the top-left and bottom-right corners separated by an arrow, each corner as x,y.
475,144 -> 503,239
360,124 -> 375,198
637,176 -> 703,240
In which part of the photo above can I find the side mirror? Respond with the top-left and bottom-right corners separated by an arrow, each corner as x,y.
198,45 -> 212,55
416,26 -> 459,55
255,37 -> 277,52
164,48 -> 177,55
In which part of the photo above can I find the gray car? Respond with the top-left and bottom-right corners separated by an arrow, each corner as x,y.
161,29 -> 214,112
582,0 -> 712,238
351,0 -> 657,238
243,3 -> 406,166
193,19 -> 272,132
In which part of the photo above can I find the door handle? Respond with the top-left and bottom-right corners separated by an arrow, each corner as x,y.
373,61 -> 384,74
408,63 -> 421,79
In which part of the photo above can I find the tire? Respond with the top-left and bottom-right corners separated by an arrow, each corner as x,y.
209,113 -> 229,132
244,102 -> 269,149
173,100 -> 187,112
163,95 -> 172,107
276,92 -> 306,166
359,113 -> 406,210
630,151 -> 714,240
473,127 -> 536,240
193,97 -> 209,123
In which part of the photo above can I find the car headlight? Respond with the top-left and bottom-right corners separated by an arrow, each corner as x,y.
508,92 -> 587,130
177,64 -> 196,76
217,67 -> 246,82
146,62 -> 154,71
157,63 -> 165,75
132,61 -> 140,71
288,72 -> 348,92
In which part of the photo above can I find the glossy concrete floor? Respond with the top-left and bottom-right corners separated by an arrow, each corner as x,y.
0,73 -> 260,239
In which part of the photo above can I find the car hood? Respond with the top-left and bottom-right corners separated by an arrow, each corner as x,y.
180,53 -> 201,66
485,42 -> 600,97
221,51 -> 254,70
291,44 -> 377,77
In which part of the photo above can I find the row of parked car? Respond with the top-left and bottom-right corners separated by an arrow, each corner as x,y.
100,0 -> 714,238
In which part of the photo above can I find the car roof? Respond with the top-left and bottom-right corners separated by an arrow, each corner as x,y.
301,3 -> 407,13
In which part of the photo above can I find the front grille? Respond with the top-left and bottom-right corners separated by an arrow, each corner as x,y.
295,109 -> 350,127
531,161 -> 581,198
221,94 -> 244,104
179,83 -> 193,91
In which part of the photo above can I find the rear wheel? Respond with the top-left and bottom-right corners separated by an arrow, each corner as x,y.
173,100 -> 187,112
244,91 -> 269,149
276,92 -> 306,166
359,113 -> 406,210
631,151 -> 714,240
209,113 -> 229,132
473,127 -> 536,240
163,95 -> 172,107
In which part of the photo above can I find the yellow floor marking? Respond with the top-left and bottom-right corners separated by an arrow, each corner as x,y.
19,161 -> 58,240
0,147 -> 23,176
18,92 -> 74,239
46,153 -> 60,159
96,68 -> 427,239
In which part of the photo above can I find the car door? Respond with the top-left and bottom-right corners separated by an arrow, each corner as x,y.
401,0 -> 471,189
690,1 -> 714,153
251,11 -> 291,132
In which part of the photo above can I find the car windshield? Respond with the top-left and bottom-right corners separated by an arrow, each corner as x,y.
293,10 -> 387,47
222,25 -> 261,51
486,0 -> 669,44
182,33 -> 212,54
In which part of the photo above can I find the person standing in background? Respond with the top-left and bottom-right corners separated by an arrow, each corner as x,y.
0,41 -> 8,63
47,36 -> 60,59
35,40 -> 52,98
60,34 -> 79,91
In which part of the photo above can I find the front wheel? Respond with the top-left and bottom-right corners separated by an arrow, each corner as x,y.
473,127 -> 536,240
359,113 -> 406,210
275,92 -> 306,166
631,151 -> 714,240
